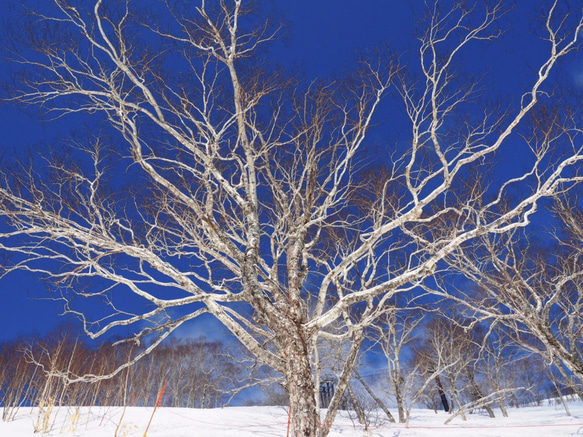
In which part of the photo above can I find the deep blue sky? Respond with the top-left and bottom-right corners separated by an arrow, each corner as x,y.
0,0 -> 414,343
0,0 -> 580,344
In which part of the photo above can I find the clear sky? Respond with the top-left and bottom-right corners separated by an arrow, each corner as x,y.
0,0 -> 413,343
0,0 -> 580,343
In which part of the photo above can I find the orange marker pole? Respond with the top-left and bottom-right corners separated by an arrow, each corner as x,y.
143,379 -> 167,437
286,405 -> 292,437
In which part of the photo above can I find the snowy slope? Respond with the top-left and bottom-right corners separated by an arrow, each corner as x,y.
1,402 -> 583,436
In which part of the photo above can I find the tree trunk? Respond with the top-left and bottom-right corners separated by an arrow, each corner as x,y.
467,369 -> 495,418
452,390 -> 465,421
346,385 -> 367,428
552,361 -> 583,400
435,375 -> 450,412
320,330 -> 364,437
285,333 -> 318,437
492,365 -> 509,417
354,370 -> 396,423
392,371 -> 406,423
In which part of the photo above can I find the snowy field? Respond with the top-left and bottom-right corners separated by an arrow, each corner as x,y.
2,402 -> 583,436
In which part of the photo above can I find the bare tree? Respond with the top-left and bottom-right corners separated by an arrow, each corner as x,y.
1,1 -> 582,435
354,369 -> 397,423
406,338 -> 461,425
437,192 -> 583,392
478,326 -> 517,417
370,306 -> 424,423
411,317 -> 473,421
0,338 -> 40,422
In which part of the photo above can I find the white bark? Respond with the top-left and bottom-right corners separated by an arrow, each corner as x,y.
1,1 -> 582,435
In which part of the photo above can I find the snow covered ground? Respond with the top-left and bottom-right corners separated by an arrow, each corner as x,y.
2,401 -> 583,436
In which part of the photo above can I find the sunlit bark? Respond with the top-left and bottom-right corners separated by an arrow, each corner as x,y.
438,194 -> 583,388
1,1 -> 582,434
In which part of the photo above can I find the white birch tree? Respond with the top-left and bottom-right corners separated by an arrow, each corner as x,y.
438,194 -> 583,389
1,1 -> 582,435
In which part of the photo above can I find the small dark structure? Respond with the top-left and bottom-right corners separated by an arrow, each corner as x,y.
319,378 -> 336,408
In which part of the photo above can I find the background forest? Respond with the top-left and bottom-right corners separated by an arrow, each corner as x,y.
1,307 -> 579,429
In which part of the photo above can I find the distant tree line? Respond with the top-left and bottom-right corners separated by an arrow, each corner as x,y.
0,324 -> 244,421
1,310 -> 581,429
